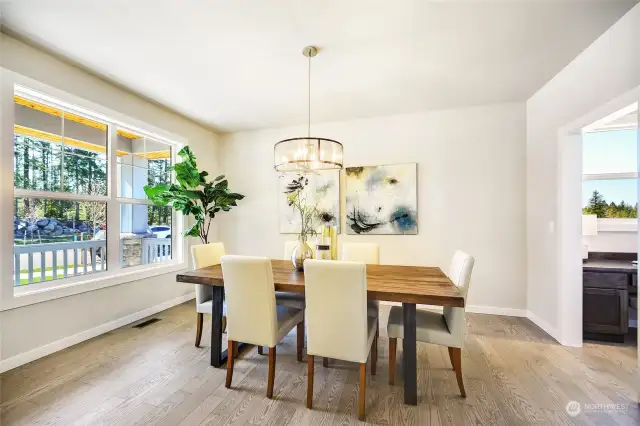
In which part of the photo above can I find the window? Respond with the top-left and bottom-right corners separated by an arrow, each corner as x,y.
582,128 -> 638,220
13,95 -> 109,286
11,87 -> 182,294
117,131 -> 173,268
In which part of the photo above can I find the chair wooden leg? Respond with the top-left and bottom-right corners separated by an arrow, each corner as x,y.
389,337 -> 397,385
221,315 -> 227,334
225,340 -> 234,388
371,333 -> 377,376
194,312 -> 203,347
451,347 -> 466,397
447,347 -> 454,369
359,363 -> 367,421
306,355 -> 314,409
234,341 -> 239,359
258,346 -> 263,355
322,357 -> 329,368
267,347 -> 276,399
297,320 -> 304,362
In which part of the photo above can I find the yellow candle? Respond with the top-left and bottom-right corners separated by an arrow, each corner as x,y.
330,226 -> 338,260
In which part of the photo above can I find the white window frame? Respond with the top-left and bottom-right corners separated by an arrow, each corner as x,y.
1,70 -> 188,311
582,127 -> 638,233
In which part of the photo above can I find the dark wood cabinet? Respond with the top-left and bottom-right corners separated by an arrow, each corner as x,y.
583,255 -> 635,343
583,287 -> 628,336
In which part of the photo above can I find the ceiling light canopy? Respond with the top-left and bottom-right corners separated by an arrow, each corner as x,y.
274,46 -> 343,173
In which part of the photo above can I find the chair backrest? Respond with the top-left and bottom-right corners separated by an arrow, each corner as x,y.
191,242 -> 226,305
443,250 -> 475,346
221,255 -> 278,347
304,259 -> 369,363
284,240 -> 298,261
341,242 -> 380,264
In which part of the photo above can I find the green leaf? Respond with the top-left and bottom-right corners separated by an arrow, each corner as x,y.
214,175 -> 225,182
144,184 -> 171,205
184,221 -> 201,238
177,146 -> 197,167
173,161 -> 201,188
214,180 -> 228,191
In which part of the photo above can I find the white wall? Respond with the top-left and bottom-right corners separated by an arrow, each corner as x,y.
218,102 -> 527,314
0,34 -> 220,367
585,232 -> 637,254
526,4 -> 640,338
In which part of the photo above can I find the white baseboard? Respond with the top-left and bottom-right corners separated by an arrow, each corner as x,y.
0,292 -> 196,374
526,310 -> 560,342
466,305 -> 527,317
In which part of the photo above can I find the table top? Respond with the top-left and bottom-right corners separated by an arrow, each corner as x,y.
177,259 -> 464,307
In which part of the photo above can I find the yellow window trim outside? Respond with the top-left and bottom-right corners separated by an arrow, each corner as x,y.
14,125 -> 170,159
15,95 -> 141,140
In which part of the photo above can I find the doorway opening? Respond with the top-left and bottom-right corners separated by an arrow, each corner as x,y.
557,88 -> 639,349
581,104 -> 638,345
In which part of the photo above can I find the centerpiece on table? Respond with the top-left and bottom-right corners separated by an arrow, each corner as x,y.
284,175 -> 320,271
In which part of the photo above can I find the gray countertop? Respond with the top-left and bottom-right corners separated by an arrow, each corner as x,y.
583,259 -> 637,274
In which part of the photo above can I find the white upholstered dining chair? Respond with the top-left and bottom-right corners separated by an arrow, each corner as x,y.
341,242 -> 380,331
304,259 -> 377,421
221,255 -> 305,398
191,242 -> 226,347
387,250 -> 475,397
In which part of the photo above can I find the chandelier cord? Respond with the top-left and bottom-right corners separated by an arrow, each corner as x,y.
307,54 -> 311,139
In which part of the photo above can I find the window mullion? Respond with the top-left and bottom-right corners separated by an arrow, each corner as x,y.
106,123 -> 121,275
60,110 -> 65,192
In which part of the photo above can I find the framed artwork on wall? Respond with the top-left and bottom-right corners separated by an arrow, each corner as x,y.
345,163 -> 417,235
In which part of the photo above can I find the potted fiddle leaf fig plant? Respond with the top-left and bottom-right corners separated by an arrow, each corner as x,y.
144,146 -> 244,244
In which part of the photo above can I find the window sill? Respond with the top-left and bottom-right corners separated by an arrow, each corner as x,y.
2,261 -> 188,311
597,218 -> 637,233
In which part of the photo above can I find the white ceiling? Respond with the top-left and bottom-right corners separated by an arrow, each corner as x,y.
2,0 -> 638,132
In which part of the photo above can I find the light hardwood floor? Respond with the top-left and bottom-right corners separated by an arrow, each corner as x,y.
1,302 -> 638,425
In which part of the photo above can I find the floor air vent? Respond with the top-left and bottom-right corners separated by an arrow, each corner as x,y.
133,318 -> 161,329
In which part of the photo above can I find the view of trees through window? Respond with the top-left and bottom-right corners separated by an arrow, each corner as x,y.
583,189 -> 638,218
13,92 -> 177,286
14,133 -> 109,245
582,128 -> 638,219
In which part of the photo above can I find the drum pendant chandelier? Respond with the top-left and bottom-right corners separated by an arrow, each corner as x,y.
274,46 -> 343,172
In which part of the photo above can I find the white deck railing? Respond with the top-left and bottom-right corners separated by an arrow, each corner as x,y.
142,238 -> 172,264
14,237 -> 172,285
14,239 -> 107,286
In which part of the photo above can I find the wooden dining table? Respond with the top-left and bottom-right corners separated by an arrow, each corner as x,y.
176,259 -> 464,405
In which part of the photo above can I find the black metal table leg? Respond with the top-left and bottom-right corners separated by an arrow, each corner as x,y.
403,302 -> 417,405
210,286 -> 224,367
209,286 -> 249,368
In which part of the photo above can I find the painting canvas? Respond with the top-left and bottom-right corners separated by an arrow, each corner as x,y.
278,171 -> 340,234
345,163 -> 417,235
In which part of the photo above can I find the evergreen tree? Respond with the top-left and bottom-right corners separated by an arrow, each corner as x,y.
583,190 -> 608,218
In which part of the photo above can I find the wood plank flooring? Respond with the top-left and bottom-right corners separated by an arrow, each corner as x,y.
0,302 -> 637,425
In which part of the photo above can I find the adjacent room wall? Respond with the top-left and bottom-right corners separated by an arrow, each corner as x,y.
526,4 -> 640,339
218,102 -> 527,314
0,34 -> 219,368
585,232 -> 638,254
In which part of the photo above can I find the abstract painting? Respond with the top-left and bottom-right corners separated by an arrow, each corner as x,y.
278,171 -> 340,234
345,163 -> 417,235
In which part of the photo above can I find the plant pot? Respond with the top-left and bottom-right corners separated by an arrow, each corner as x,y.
291,237 -> 313,271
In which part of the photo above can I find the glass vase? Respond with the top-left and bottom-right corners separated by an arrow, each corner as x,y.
291,235 -> 313,271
